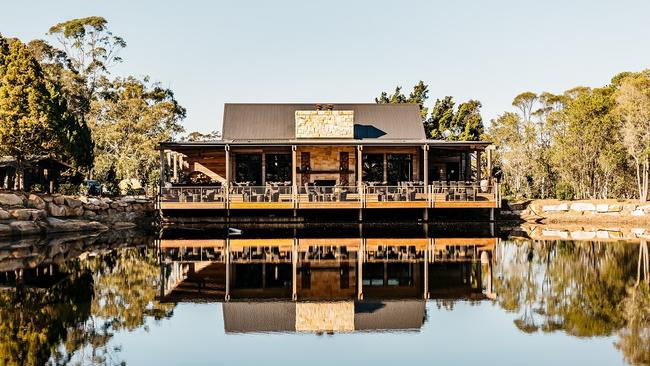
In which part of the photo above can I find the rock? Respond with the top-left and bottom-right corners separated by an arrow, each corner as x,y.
640,204 -> 650,213
9,209 -> 33,221
570,203 -> 596,212
0,193 -> 23,206
64,197 -> 82,208
122,196 -> 136,203
0,224 -> 10,236
135,199 -> 149,204
88,198 -> 103,206
112,221 -> 136,229
631,209 -> 646,217
107,208 -> 117,216
110,202 -> 119,209
0,209 -> 9,220
64,205 -> 84,217
571,231 -> 596,240
11,209 -> 47,221
48,203 -> 66,217
9,221 -> 41,235
101,197 -> 113,204
99,203 -> 109,210
53,195 -> 65,205
44,217 -> 107,233
42,196 -> 53,203
78,196 -> 89,204
624,204 -> 638,212
27,194 -> 46,209
83,210 -> 96,218
131,203 -> 143,211
542,203 -> 569,212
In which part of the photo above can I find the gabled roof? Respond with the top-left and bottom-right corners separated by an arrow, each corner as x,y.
221,103 -> 426,141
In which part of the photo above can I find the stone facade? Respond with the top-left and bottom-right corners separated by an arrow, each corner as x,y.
295,110 -> 354,138
295,301 -> 354,332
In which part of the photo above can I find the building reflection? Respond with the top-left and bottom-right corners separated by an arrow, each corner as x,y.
156,224 -> 499,333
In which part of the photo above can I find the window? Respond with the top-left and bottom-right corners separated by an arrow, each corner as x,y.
265,153 -> 292,183
235,154 -> 262,185
387,154 -> 412,185
363,153 -> 384,183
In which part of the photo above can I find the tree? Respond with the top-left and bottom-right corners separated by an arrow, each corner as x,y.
512,91 -> 538,121
182,130 -> 221,142
0,36 -> 57,189
376,80 -> 429,121
426,96 -> 455,139
47,16 -> 126,119
614,71 -> 650,202
89,76 -> 185,188
452,99 -> 484,141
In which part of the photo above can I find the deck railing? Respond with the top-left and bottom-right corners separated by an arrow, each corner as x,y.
160,186 -> 225,202
296,185 -> 361,204
159,183 -> 501,208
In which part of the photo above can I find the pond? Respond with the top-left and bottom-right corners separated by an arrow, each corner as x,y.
0,223 -> 648,366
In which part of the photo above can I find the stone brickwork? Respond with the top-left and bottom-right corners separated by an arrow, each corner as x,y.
297,146 -> 357,186
295,301 -> 354,332
295,110 -> 354,138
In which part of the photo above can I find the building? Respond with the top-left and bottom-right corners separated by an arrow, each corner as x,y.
158,103 -> 500,218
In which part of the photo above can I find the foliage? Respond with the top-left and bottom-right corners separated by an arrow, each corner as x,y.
0,36 -> 57,184
89,76 -> 185,189
614,71 -> 650,202
555,182 -> 575,200
182,130 -> 221,142
375,82 -> 484,141
488,71 -> 646,200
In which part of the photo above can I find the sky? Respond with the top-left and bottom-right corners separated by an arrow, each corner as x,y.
2,0 -> 649,134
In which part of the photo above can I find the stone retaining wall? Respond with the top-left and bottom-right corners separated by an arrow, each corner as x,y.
500,199 -> 650,224
0,192 -> 155,237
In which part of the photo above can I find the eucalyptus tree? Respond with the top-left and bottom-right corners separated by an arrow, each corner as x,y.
614,71 -> 650,202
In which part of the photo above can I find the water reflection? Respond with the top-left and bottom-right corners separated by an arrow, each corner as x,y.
158,226 -> 496,333
0,225 -> 648,365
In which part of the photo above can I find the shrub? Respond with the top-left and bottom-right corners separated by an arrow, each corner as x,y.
555,182 -> 575,200
57,183 -> 80,196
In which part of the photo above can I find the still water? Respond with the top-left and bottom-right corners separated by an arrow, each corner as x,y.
1,224 -> 649,366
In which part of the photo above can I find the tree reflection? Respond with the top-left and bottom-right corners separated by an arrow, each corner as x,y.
0,245 -> 173,366
495,238 -> 650,365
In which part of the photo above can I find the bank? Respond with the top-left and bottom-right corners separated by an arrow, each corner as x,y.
501,198 -> 650,224
0,192 -> 155,237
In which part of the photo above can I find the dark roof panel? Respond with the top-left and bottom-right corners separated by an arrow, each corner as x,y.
222,103 -> 425,141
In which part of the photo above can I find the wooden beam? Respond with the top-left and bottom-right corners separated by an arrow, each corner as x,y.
423,145 -> 429,185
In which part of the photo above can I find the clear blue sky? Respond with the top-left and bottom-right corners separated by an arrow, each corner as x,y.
2,0 -> 649,133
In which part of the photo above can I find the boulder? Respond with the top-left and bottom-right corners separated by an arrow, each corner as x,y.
48,203 -> 66,217
64,205 -> 84,217
570,202 -> 596,212
83,210 -> 97,218
88,198 -> 103,206
101,197 -> 113,204
53,195 -> 65,205
0,193 -> 23,206
0,224 -> 10,236
27,194 -> 46,210
112,221 -> 136,229
0,209 -> 10,220
78,196 -> 90,204
542,203 -> 569,212
9,221 -> 41,235
44,218 -> 107,233
9,209 -> 33,221
64,197 -> 83,208
41,196 -> 53,203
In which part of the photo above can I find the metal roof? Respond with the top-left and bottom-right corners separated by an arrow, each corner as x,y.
160,139 -> 492,150
221,103 -> 426,141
